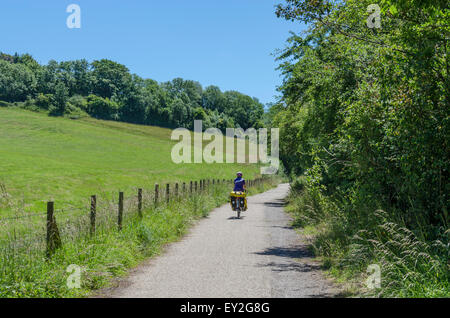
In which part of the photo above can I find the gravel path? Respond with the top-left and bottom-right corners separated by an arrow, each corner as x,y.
102,183 -> 338,298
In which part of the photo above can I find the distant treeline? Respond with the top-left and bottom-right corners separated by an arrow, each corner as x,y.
0,52 -> 264,130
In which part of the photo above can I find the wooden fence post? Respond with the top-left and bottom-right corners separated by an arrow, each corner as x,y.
46,201 -> 61,257
175,183 -> 179,197
166,183 -> 170,203
155,183 -> 159,205
46,201 -> 53,255
195,181 -> 198,192
90,195 -> 96,236
138,188 -> 143,218
183,182 -> 186,193
190,181 -> 193,193
118,192 -> 124,231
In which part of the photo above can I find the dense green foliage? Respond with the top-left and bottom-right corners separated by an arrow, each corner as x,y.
0,53 -> 264,130
273,0 -> 449,296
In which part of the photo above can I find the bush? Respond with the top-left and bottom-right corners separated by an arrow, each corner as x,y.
86,94 -> 118,120
68,95 -> 88,111
290,175 -> 307,192
35,93 -> 54,110
65,103 -> 88,119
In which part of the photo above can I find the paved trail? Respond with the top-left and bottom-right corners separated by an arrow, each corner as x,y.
102,183 -> 337,298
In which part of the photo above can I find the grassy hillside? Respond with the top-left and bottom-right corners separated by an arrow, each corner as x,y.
0,107 -> 261,215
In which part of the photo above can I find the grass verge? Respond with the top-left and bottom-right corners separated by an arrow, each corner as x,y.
285,178 -> 449,298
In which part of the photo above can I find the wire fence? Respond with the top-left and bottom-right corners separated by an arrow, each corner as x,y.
0,177 -> 269,258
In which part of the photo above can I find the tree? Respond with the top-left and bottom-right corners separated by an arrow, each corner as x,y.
91,59 -> 132,99
0,60 -> 37,102
223,91 -> 264,129
162,78 -> 203,108
202,85 -> 226,112
118,74 -> 147,124
170,98 -> 190,127
0,52 -> 266,133
49,82 -> 69,115
274,0 -> 449,226
86,94 -> 119,120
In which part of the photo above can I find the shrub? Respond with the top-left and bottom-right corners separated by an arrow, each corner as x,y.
86,94 -> 119,120
68,95 -> 88,111
35,93 -> 54,110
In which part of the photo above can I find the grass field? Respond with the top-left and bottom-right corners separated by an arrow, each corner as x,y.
0,107 -> 262,216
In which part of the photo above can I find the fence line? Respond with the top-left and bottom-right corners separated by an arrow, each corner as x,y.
0,212 -> 46,221
1,177 -> 270,257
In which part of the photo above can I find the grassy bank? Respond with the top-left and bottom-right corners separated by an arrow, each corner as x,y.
285,178 -> 449,298
0,177 -> 279,297
0,107 -> 262,215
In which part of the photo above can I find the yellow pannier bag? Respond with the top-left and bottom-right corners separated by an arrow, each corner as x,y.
230,191 -> 247,211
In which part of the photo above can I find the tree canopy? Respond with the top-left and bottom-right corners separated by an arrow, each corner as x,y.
0,53 -> 264,131
272,0 -> 448,228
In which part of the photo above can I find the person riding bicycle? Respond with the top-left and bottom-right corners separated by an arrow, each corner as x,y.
230,172 -> 247,213
233,172 -> 246,192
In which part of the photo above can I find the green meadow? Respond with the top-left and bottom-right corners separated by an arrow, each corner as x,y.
0,107 -> 262,216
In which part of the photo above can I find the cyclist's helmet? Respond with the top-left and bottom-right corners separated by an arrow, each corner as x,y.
237,171 -> 243,177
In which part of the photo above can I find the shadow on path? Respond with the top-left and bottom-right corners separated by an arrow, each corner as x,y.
254,246 -> 311,259
263,200 -> 286,208
227,216 -> 246,220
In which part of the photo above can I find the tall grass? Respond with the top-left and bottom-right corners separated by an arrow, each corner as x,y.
0,177 -> 279,298
286,177 -> 449,298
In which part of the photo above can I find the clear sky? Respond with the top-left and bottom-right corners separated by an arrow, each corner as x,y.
0,0 -> 305,105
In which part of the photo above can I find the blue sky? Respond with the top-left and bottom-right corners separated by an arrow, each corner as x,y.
0,0 -> 305,105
